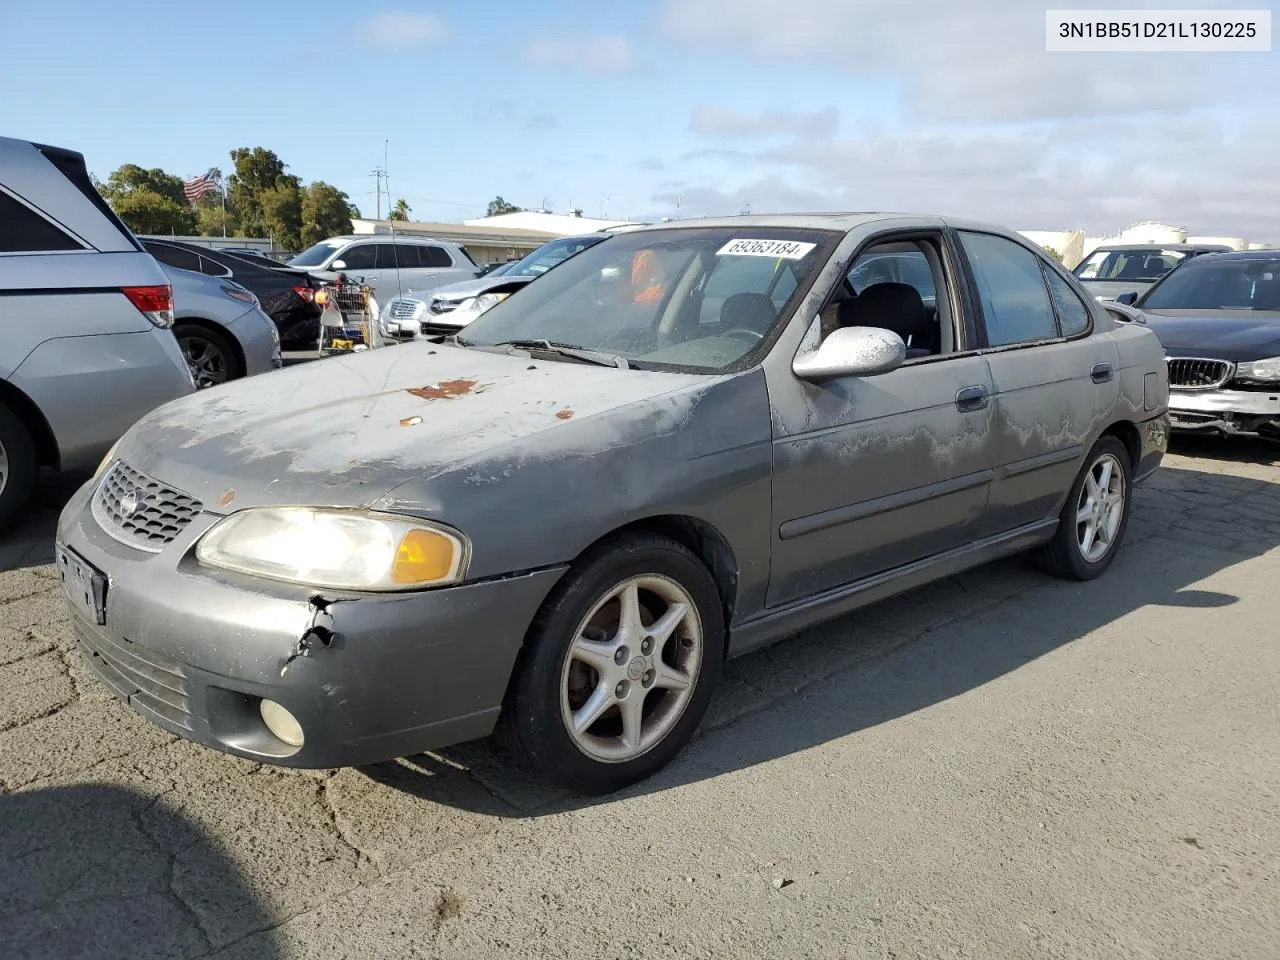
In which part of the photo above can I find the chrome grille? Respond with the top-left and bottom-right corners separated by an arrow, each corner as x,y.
419,321 -> 463,338
429,299 -> 458,314
75,624 -> 191,730
1166,357 -> 1234,391
92,461 -> 203,552
388,298 -> 421,321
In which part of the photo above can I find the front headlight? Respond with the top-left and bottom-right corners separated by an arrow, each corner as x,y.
1235,357 -> 1280,381
458,292 -> 511,315
195,508 -> 469,591
92,439 -> 121,482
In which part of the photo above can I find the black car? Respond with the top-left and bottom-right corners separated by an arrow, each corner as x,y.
141,238 -> 322,347
1117,250 -> 1280,439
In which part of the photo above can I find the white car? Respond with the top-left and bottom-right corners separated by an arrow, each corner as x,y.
288,235 -> 478,302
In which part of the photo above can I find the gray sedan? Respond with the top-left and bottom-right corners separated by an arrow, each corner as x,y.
55,214 -> 1170,794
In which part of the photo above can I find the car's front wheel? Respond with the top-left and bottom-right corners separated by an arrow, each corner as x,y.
502,533 -> 723,795
0,403 -> 38,532
1036,435 -> 1134,580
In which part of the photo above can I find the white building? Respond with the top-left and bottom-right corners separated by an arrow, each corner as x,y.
464,210 -> 637,236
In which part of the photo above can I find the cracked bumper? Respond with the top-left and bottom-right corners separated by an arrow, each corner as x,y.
1168,388 -> 1280,435
54,481 -> 566,769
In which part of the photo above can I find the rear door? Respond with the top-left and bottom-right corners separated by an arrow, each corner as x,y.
953,229 -> 1119,536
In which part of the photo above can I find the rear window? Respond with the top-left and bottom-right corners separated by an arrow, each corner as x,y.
0,191 -> 84,253
143,241 -> 203,272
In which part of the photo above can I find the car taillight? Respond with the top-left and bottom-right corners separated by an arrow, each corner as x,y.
122,285 -> 174,329
293,285 -> 315,303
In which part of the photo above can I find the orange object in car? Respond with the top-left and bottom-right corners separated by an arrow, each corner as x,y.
631,249 -> 665,303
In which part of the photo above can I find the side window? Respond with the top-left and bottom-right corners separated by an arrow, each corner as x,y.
957,231 -> 1059,347
1042,265 -> 1091,337
379,244 -> 416,268
338,244 -> 375,270
420,245 -> 453,268
144,242 -> 202,272
196,254 -> 232,277
0,192 -> 83,253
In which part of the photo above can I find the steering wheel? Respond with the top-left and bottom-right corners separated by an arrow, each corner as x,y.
720,327 -> 765,343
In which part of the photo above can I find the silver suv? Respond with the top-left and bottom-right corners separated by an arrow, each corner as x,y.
287,235 -> 478,301
0,136 -> 194,530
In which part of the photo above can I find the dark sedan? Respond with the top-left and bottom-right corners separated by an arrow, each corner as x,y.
141,239 -> 322,348
1121,250 -> 1280,438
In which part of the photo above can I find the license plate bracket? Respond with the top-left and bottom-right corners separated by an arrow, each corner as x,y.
55,542 -> 108,625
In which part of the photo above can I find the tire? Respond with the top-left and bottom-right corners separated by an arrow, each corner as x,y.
1036,435 -> 1134,581
174,323 -> 242,389
0,403 -> 39,533
501,533 -> 724,795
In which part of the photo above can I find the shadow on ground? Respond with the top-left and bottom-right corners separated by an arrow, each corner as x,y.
0,472 -> 86,575
364,456 -> 1280,815
0,784 -> 281,960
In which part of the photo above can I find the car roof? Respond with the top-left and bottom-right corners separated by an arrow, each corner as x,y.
1181,249 -> 1279,262
325,234 -> 455,245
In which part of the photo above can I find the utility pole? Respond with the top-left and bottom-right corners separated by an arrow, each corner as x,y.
370,168 -> 386,219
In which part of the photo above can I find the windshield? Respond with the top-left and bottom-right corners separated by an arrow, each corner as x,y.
289,241 -> 343,267
506,236 -> 606,278
1141,258 -> 1280,311
459,227 -> 840,373
1074,248 -> 1189,283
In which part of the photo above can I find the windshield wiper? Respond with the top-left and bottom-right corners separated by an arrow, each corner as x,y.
491,339 -> 630,369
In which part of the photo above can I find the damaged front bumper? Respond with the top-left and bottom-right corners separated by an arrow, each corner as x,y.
54,480 -> 567,769
1168,387 -> 1280,437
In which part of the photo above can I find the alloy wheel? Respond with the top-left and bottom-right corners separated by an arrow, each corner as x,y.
1075,452 -> 1126,563
179,335 -> 229,389
559,574 -> 703,763
0,439 -> 8,498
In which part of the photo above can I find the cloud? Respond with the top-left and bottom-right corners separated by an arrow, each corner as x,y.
657,0 -> 1266,122
649,116 -> 1280,240
357,12 -> 445,51
638,158 -> 667,172
690,106 -> 839,139
523,34 -> 640,75
524,113 -> 559,131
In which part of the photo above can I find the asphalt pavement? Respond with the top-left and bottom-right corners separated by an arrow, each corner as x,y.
2,435 -> 1279,959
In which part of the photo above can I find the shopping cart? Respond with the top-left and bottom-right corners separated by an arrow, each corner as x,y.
315,278 -> 381,357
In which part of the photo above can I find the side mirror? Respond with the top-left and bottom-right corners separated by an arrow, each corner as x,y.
793,325 -> 906,381
330,259 -> 347,271
1113,291 -> 1138,306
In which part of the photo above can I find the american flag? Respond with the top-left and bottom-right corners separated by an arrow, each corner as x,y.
183,168 -> 220,206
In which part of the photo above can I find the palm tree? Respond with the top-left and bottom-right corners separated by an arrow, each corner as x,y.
389,198 -> 411,221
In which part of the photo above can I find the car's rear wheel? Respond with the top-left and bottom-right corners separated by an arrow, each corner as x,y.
1036,435 -> 1134,581
0,403 -> 38,533
501,533 -> 723,795
175,323 -> 242,389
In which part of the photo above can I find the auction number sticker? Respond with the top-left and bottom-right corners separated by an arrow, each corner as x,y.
717,238 -> 816,259
1046,9 -> 1271,51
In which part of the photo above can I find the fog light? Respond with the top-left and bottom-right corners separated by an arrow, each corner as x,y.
260,699 -> 304,748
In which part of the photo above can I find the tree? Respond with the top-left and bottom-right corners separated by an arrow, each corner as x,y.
227,147 -> 302,243
300,181 -> 356,247
389,198 -> 411,221
485,196 -> 523,217
98,163 -> 197,235
1043,245 -> 1065,263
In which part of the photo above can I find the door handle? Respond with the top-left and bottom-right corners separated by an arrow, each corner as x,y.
955,385 -> 988,411
1091,361 -> 1114,384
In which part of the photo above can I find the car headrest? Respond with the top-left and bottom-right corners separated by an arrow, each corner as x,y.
844,282 -> 928,338
720,292 -> 778,332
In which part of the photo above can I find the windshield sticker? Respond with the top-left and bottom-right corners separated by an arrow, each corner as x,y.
717,238 -> 816,260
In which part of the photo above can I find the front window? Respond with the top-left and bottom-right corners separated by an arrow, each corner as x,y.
1074,248 -> 1189,282
289,241 -> 343,267
1141,258 -> 1280,311
506,236 -> 606,278
459,227 -> 841,373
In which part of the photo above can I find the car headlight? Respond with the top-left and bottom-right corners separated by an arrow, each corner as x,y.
195,507 -> 469,591
1235,357 -> 1280,381
92,439 -> 121,482
457,292 -> 511,314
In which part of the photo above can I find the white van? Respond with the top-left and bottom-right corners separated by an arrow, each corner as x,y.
287,235 -> 478,301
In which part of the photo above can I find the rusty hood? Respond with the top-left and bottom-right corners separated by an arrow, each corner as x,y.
117,341 -> 714,512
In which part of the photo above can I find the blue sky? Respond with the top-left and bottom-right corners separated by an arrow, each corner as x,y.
3,0 -> 1278,237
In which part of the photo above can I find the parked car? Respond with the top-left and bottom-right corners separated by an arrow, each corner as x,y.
477,260 -> 519,277
55,213 -> 1169,794
287,235 -> 478,302
380,234 -> 608,340
0,136 -> 193,531
1113,251 -> 1280,439
159,263 -> 281,389
142,238 -> 322,348
1073,243 -> 1232,301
